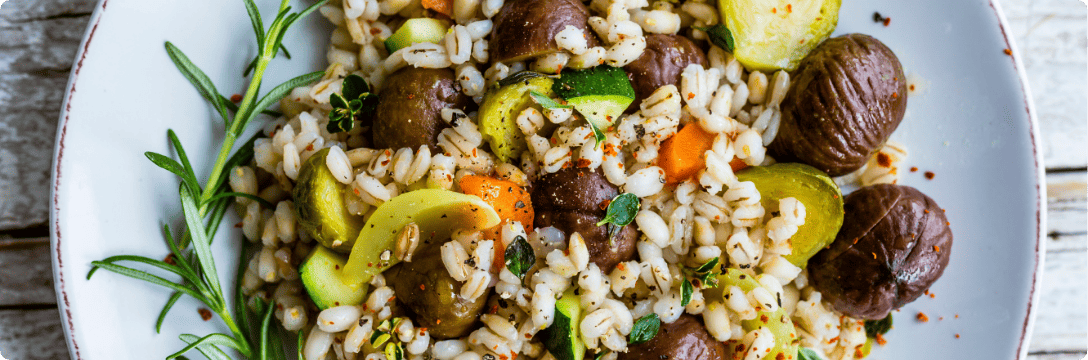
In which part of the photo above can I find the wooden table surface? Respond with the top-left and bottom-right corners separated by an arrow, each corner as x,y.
0,0 -> 1083,359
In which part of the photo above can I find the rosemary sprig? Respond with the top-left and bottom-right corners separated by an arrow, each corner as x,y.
86,1 -> 328,359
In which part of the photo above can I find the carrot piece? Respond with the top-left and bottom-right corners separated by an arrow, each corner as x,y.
658,124 -> 718,184
730,156 -> 748,173
422,0 -> 453,17
459,175 -> 534,271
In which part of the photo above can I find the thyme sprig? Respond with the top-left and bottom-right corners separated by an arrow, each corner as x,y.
86,1 -> 327,359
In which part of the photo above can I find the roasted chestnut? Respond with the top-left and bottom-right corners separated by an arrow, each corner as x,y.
807,184 -> 953,320
769,33 -> 908,177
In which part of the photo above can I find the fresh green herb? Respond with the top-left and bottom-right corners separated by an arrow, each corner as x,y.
680,278 -> 694,307
864,314 -> 893,338
328,74 -> 379,133
703,24 -> 736,52
682,257 -> 720,289
505,235 -> 536,280
628,313 -> 661,345
798,347 -> 824,360
86,1 -> 327,359
596,193 -> 640,243
585,118 -> 607,150
597,193 -> 640,227
529,90 -> 572,110
694,256 -> 719,273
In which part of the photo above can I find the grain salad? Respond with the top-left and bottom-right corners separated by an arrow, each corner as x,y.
91,0 -> 954,359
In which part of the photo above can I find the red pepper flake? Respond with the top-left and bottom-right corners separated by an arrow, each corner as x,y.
525,333 -> 533,339
436,319 -> 442,324
234,222 -> 244,228
772,7 -> 777,13
871,252 -> 877,260
198,308 -> 213,321
1003,49 -> 1012,56
933,245 -> 941,252
786,4 -> 792,12
910,166 -> 918,172
687,92 -> 696,100
164,254 -> 177,265
910,84 -> 916,92
955,314 -> 959,319
334,264 -> 340,270
827,336 -> 840,344
955,333 -> 961,339
230,94 -> 243,102
776,354 -> 786,360
760,314 -> 769,323
306,143 -> 315,151
875,333 -> 887,345
892,92 -> 899,98
407,94 -> 415,99
929,293 -> 936,298
883,17 -> 891,26
420,284 -> 426,291
938,316 -> 944,321
924,171 -> 935,180
576,158 -> 592,168
370,27 -> 382,35
876,152 -> 892,167
916,312 -> 929,322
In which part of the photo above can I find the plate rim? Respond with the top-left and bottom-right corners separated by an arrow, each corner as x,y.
47,0 -> 1047,359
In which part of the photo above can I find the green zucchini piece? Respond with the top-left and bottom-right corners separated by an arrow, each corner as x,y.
384,18 -> 450,54
735,163 -> 843,267
540,289 -> 585,360
716,269 -> 799,360
298,189 -> 501,309
552,66 -> 635,130
479,72 -> 555,163
299,245 -> 367,310
717,0 -> 840,72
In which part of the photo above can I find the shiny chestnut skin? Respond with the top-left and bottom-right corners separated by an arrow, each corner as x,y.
808,184 -> 953,320
769,34 -> 908,177
489,0 -> 599,63
618,314 -> 726,360
372,67 -> 474,151
386,244 -> 489,339
531,167 -> 636,272
623,34 -> 707,112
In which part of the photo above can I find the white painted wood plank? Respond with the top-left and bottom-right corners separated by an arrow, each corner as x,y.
0,309 -> 69,360
1030,248 -> 1088,353
1004,0 -> 1088,169
0,238 -> 55,306
1046,171 -> 1086,252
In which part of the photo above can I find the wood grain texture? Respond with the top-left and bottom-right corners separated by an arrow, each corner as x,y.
0,237 -> 56,306
1003,0 -> 1088,170
0,0 -> 97,231
1031,248 -> 1088,354
0,309 -> 70,360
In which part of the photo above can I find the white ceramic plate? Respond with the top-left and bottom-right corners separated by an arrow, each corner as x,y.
51,0 -> 1045,359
